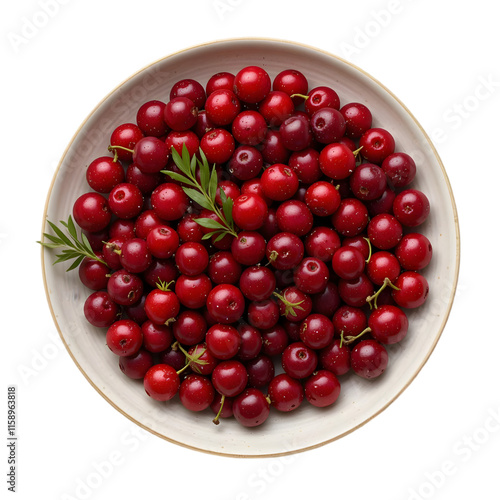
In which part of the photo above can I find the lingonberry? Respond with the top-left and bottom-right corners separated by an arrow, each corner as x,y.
211,359 -> 248,397
239,265 -> 276,301
233,65 -> 271,104
175,242 -> 209,276
136,100 -> 168,137
109,122 -> 144,162
174,273 -> 212,309
143,363 -> 180,401
395,233 -> 433,270
119,349 -> 154,380
237,323 -> 263,361
73,192 -> 112,232
83,291 -> 120,328
107,269 -> 144,306
232,388 -> 270,427
367,213 -> 403,250
350,339 -> 388,379
144,281 -> 180,325
359,127 -> 396,164
245,354 -> 275,388
381,152 -> 417,188
304,370 -> 341,408
232,193 -> 268,231
273,69 -> 308,105
340,102 -> 373,138
368,305 -> 408,344
170,78 -> 206,108
227,145 -> 263,181
304,226 -> 341,262
300,313 -> 335,350
266,232 -> 304,270
172,310 -> 207,346
319,339 -> 351,376
305,180 -> 341,216
231,110 -> 268,145
392,189 -> 430,227
288,147 -> 322,184
179,374 -> 215,412
331,246 -> 366,280
282,341 -> 318,379
392,271 -> 429,309
141,320 -> 174,353
268,373 -> 304,412
310,107 -> 346,144
319,142 -> 356,180
151,182 -> 190,221
260,164 -> 299,201
305,86 -> 340,114
230,231 -> 266,266
205,323 -> 241,360
206,284 -> 245,324
106,319 -> 143,357
86,156 -> 125,193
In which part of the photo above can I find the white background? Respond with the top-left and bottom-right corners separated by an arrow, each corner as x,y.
2,1 -> 499,499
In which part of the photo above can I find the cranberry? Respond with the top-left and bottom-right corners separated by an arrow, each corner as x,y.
340,102 -> 373,138
151,182 -> 190,221
293,257 -> 330,294
349,163 -> 387,201
239,265 -> 276,301
106,319 -> 143,357
107,269 -> 144,306
359,127 -> 396,164
205,89 -> 241,126
272,69 -> 308,105
232,193 -> 268,231
368,305 -> 408,344
381,152 -> 417,188
144,284 -> 180,325
268,373 -> 304,412
83,291 -> 120,328
206,284 -> 245,324
136,100 -> 168,137
366,251 -> 401,286
350,339 -> 388,379
338,273 -> 374,308
319,339 -> 351,376
172,310 -> 207,346
232,388 -> 270,427
305,86 -> 340,114
143,364 -> 180,401
73,192 -> 112,232
331,198 -> 369,237
367,213 -> 403,250
282,341 -> 318,379
131,136 -> 170,174
79,255 -> 109,290
211,359 -> 248,397
392,189 -> 430,227
395,233 -> 433,270
86,156 -> 125,193
260,164 -> 299,201
247,299 -> 280,329
119,349 -> 154,380
331,246 -> 366,280
174,273 -> 212,309
206,71 -> 235,95
310,107 -> 346,144
304,226 -> 341,262
175,242 -> 209,276
300,313 -> 335,350
319,142 -> 356,180
305,181 -> 341,216
279,114 -> 313,151
237,323 -> 263,361
231,110 -> 268,145
146,225 -> 179,259
208,251 -> 242,285
258,90 -> 294,126
304,369 -> 341,407
288,148 -> 322,184
230,231 -> 266,266
200,128 -> 235,164
233,66 -> 271,104
109,123 -> 144,162
276,200 -> 313,237
141,320 -> 174,353
227,145 -> 263,181
245,354 -> 275,388
170,78 -> 206,108
392,271 -> 429,309
179,374 -> 215,412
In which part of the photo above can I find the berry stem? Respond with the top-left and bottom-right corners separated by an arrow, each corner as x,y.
290,93 -> 309,100
108,144 -> 134,162
340,327 -> 372,346
366,276 -> 400,309
212,394 -> 225,425
363,237 -> 372,264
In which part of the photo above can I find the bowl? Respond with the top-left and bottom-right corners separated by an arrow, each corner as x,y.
41,38 -> 460,457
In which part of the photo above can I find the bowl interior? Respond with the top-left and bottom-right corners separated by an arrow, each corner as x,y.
42,39 -> 459,457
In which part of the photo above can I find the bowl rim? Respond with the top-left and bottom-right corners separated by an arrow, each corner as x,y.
40,36 -> 461,458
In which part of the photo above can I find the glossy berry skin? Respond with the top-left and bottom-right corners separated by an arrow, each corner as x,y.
293,257 -> 330,294
136,100 -> 168,137
266,232 -> 304,270
163,96 -> 198,131
305,86 -> 340,114
86,156 -> 125,193
245,354 -> 275,388
239,265 -> 276,301
392,271 -> 429,309
310,107 -> 346,144
232,193 -> 268,231
366,251 -> 401,286
132,136 -> 170,174
170,78 -> 206,108
146,226 -> 179,259
106,319 -> 143,357
300,313 -> 335,350
73,192 -> 112,232
230,231 -> 266,266
151,182 -> 190,222
282,341 -> 318,379
258,90 -> 294,126
288,148 -> 321,184
350,340 -> 388,379
187,343 -> 218,375
331,198 -> 369,237
340,102 -> 373,138
312,281 -> 342,317
119,238 -> 152,273
331,246 -> 366,280
260,325 -> 289,357
206,71 -> 235,95
211,360 -> 248,397
395,233 -> 433,270
319,339 -> 351,376
338,273 -> 375,308
232,388 -> 270,427
179,374 -> 215,412
206,284 -> 246,324
106,269 -> 144,306
319,142 -> 356,180
205,89 -> 241,126
279,114 -> 313,151
247,299 -> 280,330
349,163 -> 387,201
304,370 -> 341,408
333,305 -> 367,338
305,181 -> 341,217
143,364 -> 180,401
392,189 -> 430,227
175,242 -> 209,276
367,213 -> 403,250
304,226 -> 341,262
231,110 -> 268,145
205,324 -> 241,360
200,128 -> 235,164
369,305 -> 408,344
109,123 -> 144,162
172,310 -> 207,346
276,200 -> 313,237
276,286 -> 312,323
79,255 -> 110,290
174,273 -> 212,309
228,145 -> 263,181
359,127 -> 396,164
268,373 -> 304,412
144,288 -> 180,325
273,69 -> 308,105
119,349 -> 154,380
208,251 -> 242,285
381,152 -> 417,188
260,164 -> 299,201
83,291 -> 120,328
141,320 -> 174,352
233,66 -> 271,104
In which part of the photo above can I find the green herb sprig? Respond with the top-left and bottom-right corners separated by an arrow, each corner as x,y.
38,215 -> 107,271
162,146 -> 238,242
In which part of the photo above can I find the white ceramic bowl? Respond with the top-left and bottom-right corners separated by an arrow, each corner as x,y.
41,38 -> 460,457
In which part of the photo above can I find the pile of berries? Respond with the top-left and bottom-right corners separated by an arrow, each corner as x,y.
61,65 -> 432,428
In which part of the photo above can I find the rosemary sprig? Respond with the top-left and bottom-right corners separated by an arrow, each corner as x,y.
38,215 -> 107,271
162,145 -> 238,241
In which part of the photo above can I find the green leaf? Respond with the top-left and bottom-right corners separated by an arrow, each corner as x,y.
182,187 -> 213,211
198,156 -> 209,192
171,147 -> 190,177
208,166 -> 218,201
46,220 -> 73,247
65,255 -> 85,272
163,170 -> 197,187
194,218 -> 227,230
222,197 -> 234,228
213,232 -> 229,243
